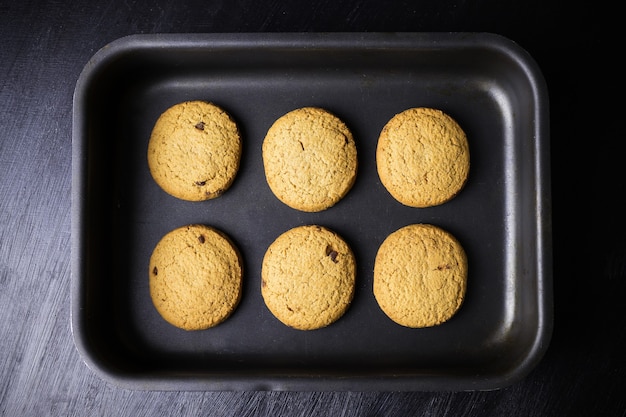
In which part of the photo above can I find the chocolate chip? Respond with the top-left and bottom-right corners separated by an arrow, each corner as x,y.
203,188 -> 224,198
325,245 -> 338,263
152,266 -> 158,276
195,180 -> 206,186
198,234 -> 205,244
261,279 -> 266,288
436,264 -> 451,271
195,121 -> 205,130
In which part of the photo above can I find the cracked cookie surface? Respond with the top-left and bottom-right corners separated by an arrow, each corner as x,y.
376,107 -> 469,208
147,100 -> 242,201
261,225 -> 356,330
149,224 -> 243,331
374,223 -> 467,328
262,107 -> 357,212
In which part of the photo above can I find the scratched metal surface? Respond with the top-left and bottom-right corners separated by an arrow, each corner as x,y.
1,0 -> 625,416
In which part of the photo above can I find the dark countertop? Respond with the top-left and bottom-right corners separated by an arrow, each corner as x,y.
1,1 -> 624,416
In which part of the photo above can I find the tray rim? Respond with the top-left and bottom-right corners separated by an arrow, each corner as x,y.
71,31 -> 552,391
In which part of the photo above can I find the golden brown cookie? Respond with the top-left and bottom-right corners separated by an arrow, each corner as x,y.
149,224 -> 243,331
376,107 -> 470,208
262,107 -> 358,212
373,223 -> 467,328
147,100 -> 242,201
261,225 -> 356,330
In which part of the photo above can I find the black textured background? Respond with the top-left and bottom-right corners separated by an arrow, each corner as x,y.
1,0 -> 623,415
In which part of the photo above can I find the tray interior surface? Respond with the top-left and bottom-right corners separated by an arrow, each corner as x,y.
72,33 -> 551,391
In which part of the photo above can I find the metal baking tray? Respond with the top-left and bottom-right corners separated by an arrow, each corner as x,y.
71,32 -> 552,391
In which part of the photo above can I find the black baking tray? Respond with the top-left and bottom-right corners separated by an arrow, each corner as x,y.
71,32 -> 552,391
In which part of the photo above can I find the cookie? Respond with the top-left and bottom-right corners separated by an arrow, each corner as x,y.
147,100 -> 242,201
376,107 -> 470,208
373,223 -> 467,328
261,225 -> 356,330
262,107 -> 358,212
149,224 -> 243,331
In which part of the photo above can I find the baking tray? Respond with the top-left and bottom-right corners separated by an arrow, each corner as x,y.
71,32 -> 552,391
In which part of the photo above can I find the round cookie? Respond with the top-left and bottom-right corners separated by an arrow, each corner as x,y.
147,100 -> 242,201
149,224 -> 243,331
261,225 -> 356,330
376,107 -> 470,208
373,223 -> 467,328
262,107 -> 358,212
